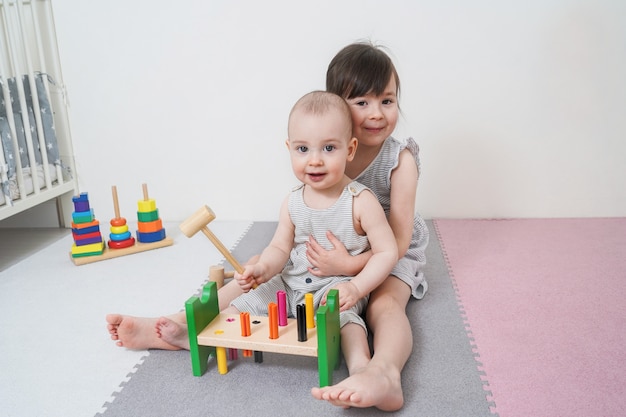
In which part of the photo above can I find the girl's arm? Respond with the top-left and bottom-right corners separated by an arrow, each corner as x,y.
235,197 -> 294,291
330,189 -> 397,310
307,148 -> 419,276
306,231 -> 372,277
388,148 -> 418,258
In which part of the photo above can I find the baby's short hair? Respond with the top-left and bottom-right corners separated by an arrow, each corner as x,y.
289,90 -> 352,134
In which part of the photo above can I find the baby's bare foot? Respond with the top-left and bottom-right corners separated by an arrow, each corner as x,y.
155,316 -> 191,350
311,364 -> 403,411
105,314 -> 181,350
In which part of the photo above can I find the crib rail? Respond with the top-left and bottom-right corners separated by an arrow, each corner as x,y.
0,0 -> 77,224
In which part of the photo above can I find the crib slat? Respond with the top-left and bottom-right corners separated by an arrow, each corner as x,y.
0,0 -> 78,224
2,0 -> 39,197
30,3 -> 64,186
16,0 -> 53,190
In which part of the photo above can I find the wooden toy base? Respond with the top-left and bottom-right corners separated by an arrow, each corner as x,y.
185,282 -> 341,387
70,237 -> 174,265
197,313 -> 319,357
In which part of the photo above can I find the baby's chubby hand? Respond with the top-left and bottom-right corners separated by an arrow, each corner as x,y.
234,264 -> 264,293
322,281 -> 361,312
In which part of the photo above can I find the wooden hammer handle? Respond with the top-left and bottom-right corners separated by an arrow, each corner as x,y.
200,227 -> 244,274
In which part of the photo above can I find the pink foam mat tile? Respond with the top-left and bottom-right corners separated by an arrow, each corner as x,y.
434,218 -> 626,417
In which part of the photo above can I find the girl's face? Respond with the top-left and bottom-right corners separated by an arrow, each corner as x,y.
346,77 -> 399,148
286,110 -> 357,193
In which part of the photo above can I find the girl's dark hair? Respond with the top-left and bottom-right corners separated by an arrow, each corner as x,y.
326,41 -> 400,100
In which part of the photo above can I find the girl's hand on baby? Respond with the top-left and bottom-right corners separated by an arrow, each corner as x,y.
322,281 -> 361,312
306,232 -> 351,277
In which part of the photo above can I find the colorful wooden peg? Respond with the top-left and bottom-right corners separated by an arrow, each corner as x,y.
109,185 -> 135,250
110,186 -> 127,227
137,183 -> 156,213
297,304 -> 307,342
277,290 -> 288,326
216,346 -> 228,374
305,293 -> 315,329
268,302 -> 279,339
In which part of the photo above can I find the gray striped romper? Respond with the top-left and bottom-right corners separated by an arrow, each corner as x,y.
354,136 -> 429,299
230,181 -> 372,331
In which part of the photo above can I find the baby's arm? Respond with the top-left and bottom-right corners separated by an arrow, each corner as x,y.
235,197 -> 294,291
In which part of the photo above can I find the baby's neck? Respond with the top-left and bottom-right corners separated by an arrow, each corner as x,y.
302,176 -> 352,210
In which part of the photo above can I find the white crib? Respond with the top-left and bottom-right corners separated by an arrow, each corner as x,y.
0,0 -> 77,226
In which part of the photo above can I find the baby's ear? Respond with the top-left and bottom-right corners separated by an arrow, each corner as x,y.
347,137 -> 358,160
285,139 -> 290,150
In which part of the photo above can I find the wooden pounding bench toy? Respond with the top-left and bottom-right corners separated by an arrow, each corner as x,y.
185,281 -> 341,387
70,183 -> 173,265
180,205 -> 341,387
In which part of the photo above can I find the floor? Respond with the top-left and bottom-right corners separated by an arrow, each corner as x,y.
0,220 -> 252,417
0,227 -> 68,272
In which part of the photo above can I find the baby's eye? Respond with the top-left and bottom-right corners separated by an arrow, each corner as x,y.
297,146 -> 308,153
323,145 -> 335,152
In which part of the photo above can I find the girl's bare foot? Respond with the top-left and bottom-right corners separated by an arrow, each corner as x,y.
155,316 -> 191,350
311,364 -> 404,411
106,314 -> 182,350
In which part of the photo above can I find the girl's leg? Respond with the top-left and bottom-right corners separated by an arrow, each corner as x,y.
311,322 -> 371,407
311,277 -> 411,411
106,312 -> 186,350
157,304 -> 241,350
107,278 -> 245,350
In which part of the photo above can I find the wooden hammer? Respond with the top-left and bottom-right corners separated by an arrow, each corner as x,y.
180,205 -> 257,288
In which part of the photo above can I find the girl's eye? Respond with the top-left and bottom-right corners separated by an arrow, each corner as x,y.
383,99 -> 394,105
297,146 -> 308,153
324,145 -> 335,152
355,100 -> 367,106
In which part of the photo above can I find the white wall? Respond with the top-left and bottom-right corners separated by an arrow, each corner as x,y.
50,0 -> 626,222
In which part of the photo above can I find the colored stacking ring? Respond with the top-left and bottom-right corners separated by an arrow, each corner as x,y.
110,217 -> 127,227
73,200 -> 90,212
137,199 -> 157,213
137,209 -> 159,222
110,225 -> 129,234
108,237 -> 135,249
136,228 -> 166,243
110,231 -> 132,241
72,209 -> 94,224
137,219 -> 163,233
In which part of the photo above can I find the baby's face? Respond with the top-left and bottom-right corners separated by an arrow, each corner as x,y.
286,110 -> 355,191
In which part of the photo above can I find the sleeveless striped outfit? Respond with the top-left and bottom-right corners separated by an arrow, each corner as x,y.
230,181 -> 372,331
354,136 -> 429,299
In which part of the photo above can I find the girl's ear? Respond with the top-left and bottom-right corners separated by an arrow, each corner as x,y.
346,137 -> 358,161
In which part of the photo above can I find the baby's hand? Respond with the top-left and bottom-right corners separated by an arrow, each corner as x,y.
323,281 -> 361,312
234,264 -> 262,293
